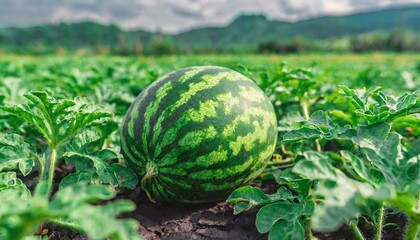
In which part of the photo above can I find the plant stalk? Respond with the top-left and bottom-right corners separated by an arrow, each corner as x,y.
301,100 -> 322,152
404,218 -> 419,240
280,144 -> 294,156
350,221 -> 366,240
267,159 -> 294,165
267,162 -> 295,169
387,108 -> 420,122
302,101 -> 310,121
305,218 -> 314,240
315,139 -> 322,152
47,147 -> 57,193
31,153 -> 45,180
50,219 -> 85,233
141,162 -> 157,203
375,206 -> 385,240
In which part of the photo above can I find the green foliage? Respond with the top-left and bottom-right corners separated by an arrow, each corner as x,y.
0,90 -> 142,239
282,90 -> 420,238
0,55 -> 419,239
61,130 -> 138,189
0,133 -> 34,176
350,30 -> 420,52
228,185 -> 315,240
258,39 -> 313,53
147,35 -> 183,55
339,85 -> 420,123
2,91 -> 111,148
0,182 -> 139,240
0,172 -> 31,200
293,124 -> 420,231
229,60 -> 419,239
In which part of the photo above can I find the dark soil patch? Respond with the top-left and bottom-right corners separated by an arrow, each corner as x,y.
38,223 -> 85,240
115,181 -> 356,240
119,188 -> 263,240
30,166 -> 407,240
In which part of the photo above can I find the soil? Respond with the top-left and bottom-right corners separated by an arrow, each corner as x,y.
117,181 -> 360,240
119,184 -> 264,240
40,180 -> 358,240
36,166 -> 407,240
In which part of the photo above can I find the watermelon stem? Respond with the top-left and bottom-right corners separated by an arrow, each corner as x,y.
280,144 -> 294,156
301,99 -> 322,152
141,162 -> 157,203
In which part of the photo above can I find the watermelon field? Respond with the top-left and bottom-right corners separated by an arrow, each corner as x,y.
0,53 -> 419,240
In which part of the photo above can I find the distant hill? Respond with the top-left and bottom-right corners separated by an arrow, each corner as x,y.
174,5 -> 420,50
0,22 -> 124,53
0,5 -> 419,54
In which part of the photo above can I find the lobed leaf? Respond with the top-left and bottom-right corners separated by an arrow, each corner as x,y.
0,171 -> 31,202
61,130 -> 138,189
255,199 -> 314,239
227,186 -> 276,214
50,184 -> 140,240
2,91 -> 111,148
268,220 -> 305,240
256,202 -> 299,233
228,183 -> 314,239
270,168 -> 312,196
293,151 -> 375,231
0,133 -> 34,176
0,183 -> 142,240
282,110 -> 350,144
339,86 -> 420,124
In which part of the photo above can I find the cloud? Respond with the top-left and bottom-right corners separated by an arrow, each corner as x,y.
0,0 -> 419,33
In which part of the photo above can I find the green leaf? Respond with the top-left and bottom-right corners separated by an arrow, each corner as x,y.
0,172 -> 35,240
50,184 -> 140,240
293,151 -> 339,180
256,202 -> 300,233
281,111 -> 349,144
227,185 -> 299,214
110,163 -> 139,189
339,86 -> 419,124
0,183 -> 141,240
282,127 -> 321,142
0,133 -> 34,176
392,115 -> 420,138
346,123 -> 417,190
227,186 -> 272,214
0,199 -> 40,240
2,91 -> 111,148
311,180 -> 364,231
339,85 -> 368,111
2,91 -> 73,145
60,97 -> 112,144
0,172 -> 31,201
341,150 -> 377,186
270,168 -> 312,196
268,220 -> 305,240
347,122 -> 397,159
59,170 -> 95,189
254,197 -> 314,239
51,184 -> 115,209
293,151 -> 374,231
61,130 -> 138,189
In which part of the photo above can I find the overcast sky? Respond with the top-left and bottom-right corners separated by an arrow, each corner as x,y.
1,0 -> 419,33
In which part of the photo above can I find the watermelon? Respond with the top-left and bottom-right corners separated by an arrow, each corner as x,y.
121,66 -> 277,203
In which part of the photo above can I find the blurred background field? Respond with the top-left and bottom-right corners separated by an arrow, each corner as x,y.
1,53 -> 418,108
1,2 -> 419,90
0,3 -> 419,55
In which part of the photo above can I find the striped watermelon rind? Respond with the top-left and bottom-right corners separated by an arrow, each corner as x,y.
121,66 -> 277,203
